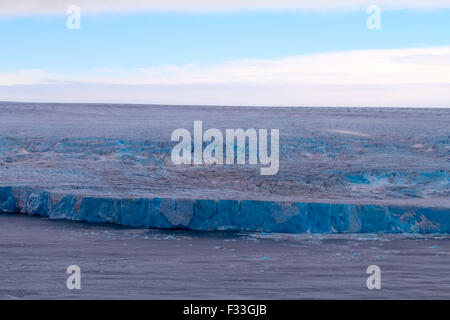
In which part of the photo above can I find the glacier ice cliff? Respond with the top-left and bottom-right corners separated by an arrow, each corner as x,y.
1,186 -> 448,233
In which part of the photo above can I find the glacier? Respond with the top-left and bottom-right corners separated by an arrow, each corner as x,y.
0,102 -> 449,233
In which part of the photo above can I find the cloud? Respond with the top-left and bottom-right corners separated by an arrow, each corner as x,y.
1,0 -> 450,15
3,46 -> 450,86
131,47 -> 450,86
1,82 -> 449,107
1,46 -> 450,107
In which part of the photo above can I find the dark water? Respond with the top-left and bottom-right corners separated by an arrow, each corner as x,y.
0,213 -> 449,299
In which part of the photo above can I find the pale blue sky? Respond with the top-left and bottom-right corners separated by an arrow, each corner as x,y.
1,1 -> 449,107
1,10 -> 449,72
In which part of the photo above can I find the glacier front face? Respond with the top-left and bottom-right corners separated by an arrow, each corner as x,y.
1,186 -> 449,233
0,103 -> 449,233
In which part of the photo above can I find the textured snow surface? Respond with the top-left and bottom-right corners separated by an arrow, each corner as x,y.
0,102 -> 449,233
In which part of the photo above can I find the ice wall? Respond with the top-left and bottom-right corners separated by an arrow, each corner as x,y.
1,186 -> 448,233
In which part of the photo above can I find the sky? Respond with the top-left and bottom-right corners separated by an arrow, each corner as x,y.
0,0 -> 449,107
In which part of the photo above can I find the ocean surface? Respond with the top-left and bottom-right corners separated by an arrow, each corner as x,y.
1,212 -> 449,299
